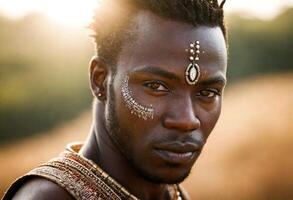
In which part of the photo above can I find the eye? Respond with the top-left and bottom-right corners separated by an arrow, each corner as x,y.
198,89 -> 221,98
144,81 -> 169,92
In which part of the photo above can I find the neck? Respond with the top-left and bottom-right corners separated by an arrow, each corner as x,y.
80,123 -> 175,200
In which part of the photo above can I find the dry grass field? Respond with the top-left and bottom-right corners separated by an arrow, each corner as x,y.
183,74 -> 293,200
1,74 -> 292,199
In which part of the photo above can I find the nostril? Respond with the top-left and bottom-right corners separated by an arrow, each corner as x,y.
163,96 -> 200,131
163,114 -> 200,132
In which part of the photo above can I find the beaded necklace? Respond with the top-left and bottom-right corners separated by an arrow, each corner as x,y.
25,143 -> 183,200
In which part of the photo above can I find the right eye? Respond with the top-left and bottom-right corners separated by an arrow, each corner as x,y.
143,81 -> 169,92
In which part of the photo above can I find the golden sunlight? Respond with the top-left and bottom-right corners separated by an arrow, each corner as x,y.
0,0 -> 98,26
226,0 -> 293,19
40,0 -> 98,26
0,0 -> 293,26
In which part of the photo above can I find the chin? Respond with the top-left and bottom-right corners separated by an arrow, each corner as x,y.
127,150 -> 199,184
131,160 -> 193,184
144,167 -> 192,184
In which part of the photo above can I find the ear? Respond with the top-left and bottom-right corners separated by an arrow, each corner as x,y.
89,56 -> 108,101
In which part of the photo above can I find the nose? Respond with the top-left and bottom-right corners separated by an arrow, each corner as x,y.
163,96 -> 200,132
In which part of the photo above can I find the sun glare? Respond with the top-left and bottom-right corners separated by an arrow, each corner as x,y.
41,0 -> 98,26
0,0 -> 293,26
0,0 -> 98,27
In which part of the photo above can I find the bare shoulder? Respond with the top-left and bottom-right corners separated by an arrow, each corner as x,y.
11,177 -> 74,200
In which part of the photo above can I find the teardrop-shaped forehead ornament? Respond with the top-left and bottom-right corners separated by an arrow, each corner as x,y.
185,41 -> 201,85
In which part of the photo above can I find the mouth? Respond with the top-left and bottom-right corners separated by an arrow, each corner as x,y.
153,142 -> 202,165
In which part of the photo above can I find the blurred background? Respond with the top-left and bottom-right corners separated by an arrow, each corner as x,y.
0,0 -> 292,199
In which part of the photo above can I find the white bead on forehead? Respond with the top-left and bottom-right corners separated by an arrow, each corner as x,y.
185,41 -> 201,85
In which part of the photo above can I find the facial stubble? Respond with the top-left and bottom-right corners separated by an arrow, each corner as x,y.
105,80 -> 191,184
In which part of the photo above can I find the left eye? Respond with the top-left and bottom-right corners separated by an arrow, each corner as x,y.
144,81 -> 169,92
198,89 -> 221,98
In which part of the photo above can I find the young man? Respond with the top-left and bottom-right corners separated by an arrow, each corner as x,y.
3,0 -> 227,199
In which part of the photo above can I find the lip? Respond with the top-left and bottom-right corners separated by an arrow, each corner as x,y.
154,149 -> 196,164
154,142 -> 202,164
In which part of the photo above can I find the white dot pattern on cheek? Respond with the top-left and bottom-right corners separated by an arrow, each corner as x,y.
121,75 -> 154,120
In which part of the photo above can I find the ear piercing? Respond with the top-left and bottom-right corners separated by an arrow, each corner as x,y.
96,89 -> 104,99
185,41 -> 201,85
121,75 -> 154,120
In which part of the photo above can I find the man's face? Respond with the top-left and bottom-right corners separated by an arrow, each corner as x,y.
106,11 -> 227,184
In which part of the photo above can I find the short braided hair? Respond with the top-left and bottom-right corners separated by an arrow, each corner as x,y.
90,0 -> 226,68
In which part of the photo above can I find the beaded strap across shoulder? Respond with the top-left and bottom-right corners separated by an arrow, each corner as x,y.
2,143 -> 189,200
26,143 -> 139,200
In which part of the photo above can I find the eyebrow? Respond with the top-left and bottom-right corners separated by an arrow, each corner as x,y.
198,76 -> 227,86
131,65 -> 226,86
131,66 -> 180,81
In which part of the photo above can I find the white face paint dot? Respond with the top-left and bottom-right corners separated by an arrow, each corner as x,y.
121,75 -> 154,120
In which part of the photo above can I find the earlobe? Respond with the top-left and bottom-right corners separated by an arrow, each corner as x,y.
89,56 -> 108,101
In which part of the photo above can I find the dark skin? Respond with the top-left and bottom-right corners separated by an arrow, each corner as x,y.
12,11 -> 227,200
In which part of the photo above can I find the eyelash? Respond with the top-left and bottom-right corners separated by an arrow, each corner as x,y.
143,81 -> 169,92
197,88 -> 222,98
143,81 -> 221,99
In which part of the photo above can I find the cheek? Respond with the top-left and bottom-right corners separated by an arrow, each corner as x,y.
115,89 -> 157,143
121,77 -> 155,121
198,99 -> 222,136
109,76 -> 156,152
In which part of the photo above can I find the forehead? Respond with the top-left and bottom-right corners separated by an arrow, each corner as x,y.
117,10 -> 227,78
